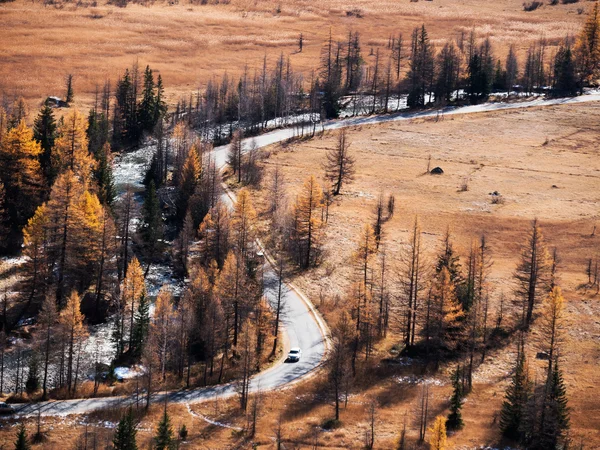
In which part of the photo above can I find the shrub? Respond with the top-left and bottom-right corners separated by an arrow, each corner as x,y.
523,1 -> 542,11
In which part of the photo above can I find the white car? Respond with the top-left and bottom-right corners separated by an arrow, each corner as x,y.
287,347 -> 302,362
0,402 -> 14,415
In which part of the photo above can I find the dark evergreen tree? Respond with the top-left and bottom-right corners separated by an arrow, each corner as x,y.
320,31 -> 344,118
178,424 -> 188,441
154,406 -> 174,450
434,42 -> 460,104
65,74 -> 74,104
14,424 -> 30,450
539,358 -> 570,450
141,180 -> 163,258
552,45 -> 578,98
144,152 -> 163,189
113,408 -> 138,450
25,352 -> 40,394
113,67 -> 141,149
131,293 -> 150,359
500,343 -> 532,441
94,142 -> 116,206
446,364 -> 464,430
87,108 -> 110,159
467,39 -> 494,103
33,104 -> 57,186
139,66 -> 156,133
154,75 -> 167,125
407,25 -> 435,108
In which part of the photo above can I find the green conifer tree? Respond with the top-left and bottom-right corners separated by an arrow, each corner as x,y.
539,358 -> 570,450
33,104 -> 57,185
154,75 -> 167,125
500,343 -> 532,441
131,293 -> 150,359
139,66 -> 156,133
25,352 -> 40,394
95,142 -> 116,206
113,408 -> 138,450
552,45 -> 577,98
446,364 -> 464,430
155,405 -> 174,450
14,424 -> 30,450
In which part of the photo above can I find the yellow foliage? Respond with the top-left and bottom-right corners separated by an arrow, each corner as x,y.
60,291 -> 86,338
428,415 -> 447,450
54,110 -> 95,185
232,188 -> 257,255
122,257 -> 146,308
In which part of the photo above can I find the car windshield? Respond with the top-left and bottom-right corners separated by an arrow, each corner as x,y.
289,350 -> 299,354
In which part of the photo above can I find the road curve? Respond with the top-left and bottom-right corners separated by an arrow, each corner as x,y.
8,92 -> 600,418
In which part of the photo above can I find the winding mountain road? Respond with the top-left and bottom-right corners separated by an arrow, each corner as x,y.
8,91 -> 600,418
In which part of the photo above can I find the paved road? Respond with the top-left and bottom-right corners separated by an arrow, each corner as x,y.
9,91 -> 600,418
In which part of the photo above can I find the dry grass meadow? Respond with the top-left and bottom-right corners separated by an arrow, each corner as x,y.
0,0 -> 589,115
243,101 -> 600,447
1,0 -> 599,448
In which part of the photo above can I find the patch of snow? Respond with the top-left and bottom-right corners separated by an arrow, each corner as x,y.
114,365 -> 146,380
395,375 -> 445,386
185,403 -> 242,431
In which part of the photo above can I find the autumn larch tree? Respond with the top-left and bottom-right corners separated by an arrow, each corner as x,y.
38,295 -> 57,400
324,129 -> 355,196
21,205 -> 50,317
198,201 -> 231,268
231,188 -> 257,262
514,219 -> 551,328
428,267 -> 464,351
428,415 -> 447,450
177,144 -> 202,222
122,257 -> 146,356
539,286 -> 565,380
152,286 -> 173,381
216,251 -> 250,350
291,175 -> 324,268
401,216 -> 426,349
59,291 -> 87,397
575,2 -> 600,86
53,110 -> 95,186
0,119 -> 43,252
228,129 -> 244,183
352,223 -> 378,305
328,311 -> 352,421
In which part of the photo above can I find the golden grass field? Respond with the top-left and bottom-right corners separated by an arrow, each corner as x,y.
0,0 -> 589,115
